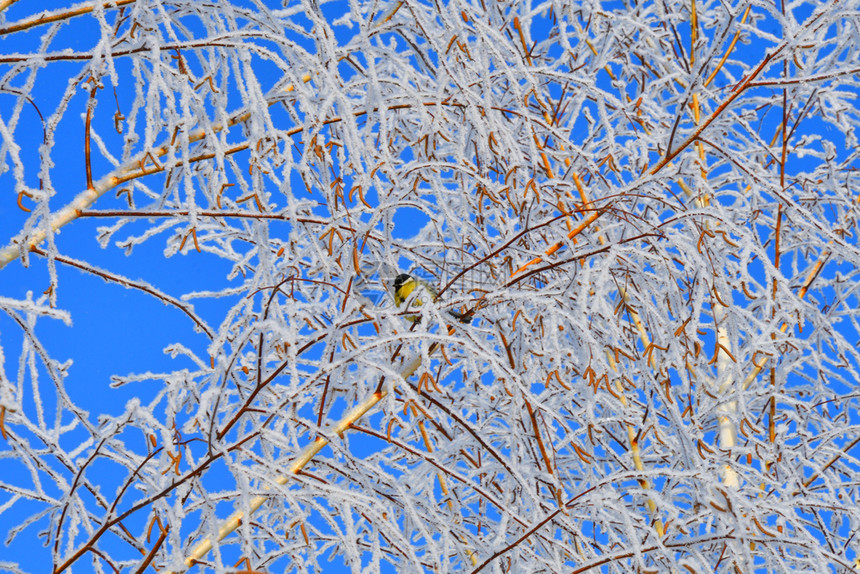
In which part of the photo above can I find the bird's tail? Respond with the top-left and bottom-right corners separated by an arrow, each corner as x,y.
447,309 -> 474,324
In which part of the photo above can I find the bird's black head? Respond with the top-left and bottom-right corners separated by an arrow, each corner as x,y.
393,273 -> 412,291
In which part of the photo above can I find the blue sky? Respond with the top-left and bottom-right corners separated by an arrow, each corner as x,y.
0,4 -> 408,570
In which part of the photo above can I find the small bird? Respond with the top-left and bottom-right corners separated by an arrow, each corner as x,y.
392,273 -> 472,323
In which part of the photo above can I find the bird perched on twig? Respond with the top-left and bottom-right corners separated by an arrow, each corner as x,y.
392,273 -> 473,324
